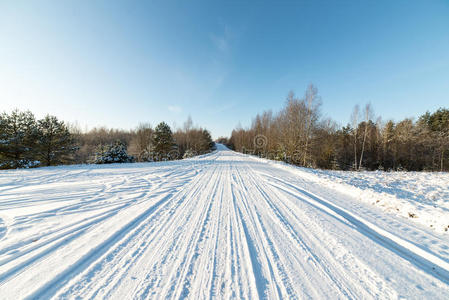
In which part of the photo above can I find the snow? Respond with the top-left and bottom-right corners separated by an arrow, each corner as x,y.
266,163 -> 449,233
0,144 -> 449,299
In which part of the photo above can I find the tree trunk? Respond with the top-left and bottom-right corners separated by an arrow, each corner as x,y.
303,139 -> 309,167
353,131 -> 358,170
359,123 -> 368,170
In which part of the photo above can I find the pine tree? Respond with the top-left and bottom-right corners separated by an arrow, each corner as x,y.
0,110 -> 38,169
331,153 -> 340,170
36,115 -> 75,166
382,120 -> 395,170
183,148 -> 197,159
93,140 -> 134,164
421,108 -> 449,171
200,129 -> 214,152
153,122 -> 177,160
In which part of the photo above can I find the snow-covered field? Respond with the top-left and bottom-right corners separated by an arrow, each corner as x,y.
264,160 -> 449,234
0,145 -> 449,299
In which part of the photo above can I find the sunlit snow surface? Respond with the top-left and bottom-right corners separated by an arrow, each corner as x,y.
269,162 -> 449,233
0,145 -> 448,299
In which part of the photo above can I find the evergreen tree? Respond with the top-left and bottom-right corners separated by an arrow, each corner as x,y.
381,120 -> 395,170
183,148 -> 197,159
200,129 -> 214,152
331,153 -> 340,170
36,115 -> 75,166
153,122 -> 176,160
93,140 -> 134,164
0,110 -> 38,168
420,108 -> 449,171
424,108 -> 449,132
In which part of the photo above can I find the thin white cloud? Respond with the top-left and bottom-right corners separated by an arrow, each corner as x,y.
210,23 -> 232,53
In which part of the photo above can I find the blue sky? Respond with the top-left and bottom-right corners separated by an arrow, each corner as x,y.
1,0 -> 448,138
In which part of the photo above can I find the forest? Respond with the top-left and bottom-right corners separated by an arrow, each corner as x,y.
0,111 -> 214,169
227,84 -> 449,172
2,90 -> 448,172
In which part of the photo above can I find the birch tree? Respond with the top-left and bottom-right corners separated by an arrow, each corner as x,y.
351,105 -> 360,170
359,103 -> 373,170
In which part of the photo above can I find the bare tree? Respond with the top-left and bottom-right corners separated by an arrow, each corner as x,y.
303,84 -> 321,166
129,123 -> 153,161
351,105 -> 360,170
184,115 -> 193,150
359,103 -> 373,170
229,86 -> 448,172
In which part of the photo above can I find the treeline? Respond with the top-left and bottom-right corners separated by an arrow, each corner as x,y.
0,110 -> 214,169
229,84 -> 449,172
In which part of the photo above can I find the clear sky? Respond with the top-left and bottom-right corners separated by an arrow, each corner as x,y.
1,0 -> 448,138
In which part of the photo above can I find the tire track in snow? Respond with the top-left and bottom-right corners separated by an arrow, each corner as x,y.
63,163 -> 214,299
0,207 -> 126,286
1,147 -> 449,299
127,167 -> 214,299
0,165 -> 201,298
131,168 -> 213,298
0,169 -> 195,291
264,174 -> 449,286
246,165 -> 396,298
0,219 -> 6,242
233,164 -> 290,299
228,165 -> 266,299
24,193 -> 174,299
54,165 -> 211,299
156,166 -> 221,299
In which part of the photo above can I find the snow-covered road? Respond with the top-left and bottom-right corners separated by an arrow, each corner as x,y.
1,145 -> 449,299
